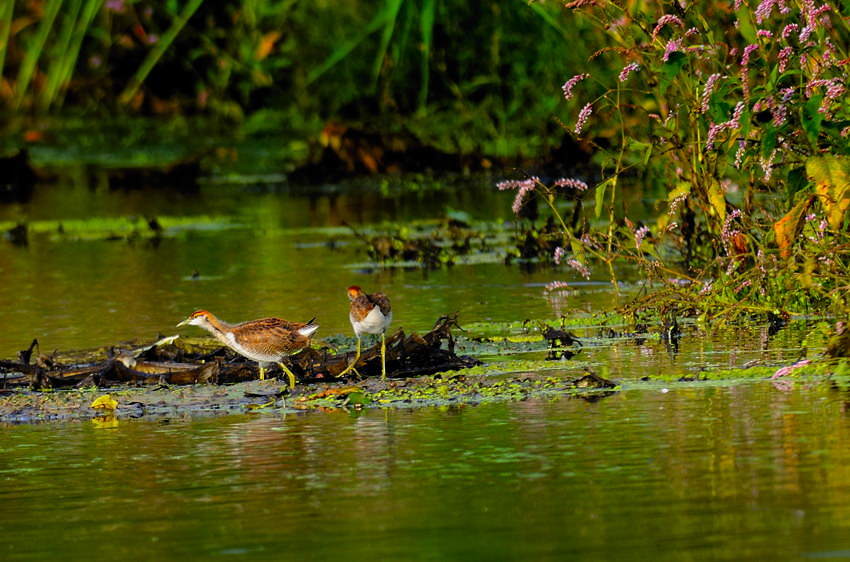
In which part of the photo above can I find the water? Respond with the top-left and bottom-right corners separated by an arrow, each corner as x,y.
3,381 -> 850,560
1,173 -> 588,359
3,170 -> 846,559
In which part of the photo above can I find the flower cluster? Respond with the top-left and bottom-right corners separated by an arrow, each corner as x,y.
497,178 -> 538,215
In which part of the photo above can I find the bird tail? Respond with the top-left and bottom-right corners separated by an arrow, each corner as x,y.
299,318 -> 320,338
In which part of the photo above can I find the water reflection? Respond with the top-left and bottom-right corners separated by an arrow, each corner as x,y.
3,381 -> 850,558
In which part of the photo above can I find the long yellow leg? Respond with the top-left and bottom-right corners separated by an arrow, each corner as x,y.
277,362 -> 297,389
259,366 -> 266,381
337,336 -> 362,377
381,332 -> 387,381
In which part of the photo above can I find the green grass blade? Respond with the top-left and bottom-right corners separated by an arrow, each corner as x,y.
307,9 -> 391,85
0,0 -> 14,85
417,0 -> 435,113
14,0 -> 64,110
118,0 -> 205,105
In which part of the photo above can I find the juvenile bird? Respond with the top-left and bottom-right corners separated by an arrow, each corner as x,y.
338,286 -> 392,380
177,310 -> 318,388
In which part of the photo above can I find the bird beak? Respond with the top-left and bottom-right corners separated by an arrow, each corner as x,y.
176,318 -> 191,328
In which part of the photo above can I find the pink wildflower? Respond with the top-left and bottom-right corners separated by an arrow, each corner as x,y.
652,14 -> 684,39
701,73 -> 722,113
740,44 -> 759,67
554,178 -> 589,191
757,29 -> 773,39
663,38 -> 683,62
755,0 -> 777,23
497,178 -> 538,216
554,247 -> 566,265
575,103 -> 592,135
781,23 -> 799,39
562,74 -> 588,100
619,62 -> 640,82
566,259 -> 591,280
634,226 -> 650,249
734,139 -> 746,168
778,46 -> 793,72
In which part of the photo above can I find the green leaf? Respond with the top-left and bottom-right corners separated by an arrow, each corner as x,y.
735,6 -> 758,43
659,52 -> 687,94
802,95 -> 824,149
594,178 -> 615,219
761,125 -> 777,159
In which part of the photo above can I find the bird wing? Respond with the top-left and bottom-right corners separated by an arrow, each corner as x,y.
231,318 -> 314,356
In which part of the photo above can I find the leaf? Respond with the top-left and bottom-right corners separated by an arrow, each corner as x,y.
659,52 -> 687,94
256,31 -> 281,61
594,177 -> 616,219
707,178 -> 726,224
735,5 -> 758,43
773,195 -> 815,258
802,95 -> 824,149
808,155 -> 850,229
90,394 -> 118,411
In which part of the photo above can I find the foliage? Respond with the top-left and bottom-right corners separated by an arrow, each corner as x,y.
501,0 -> 850,321
0,0 -> 580,155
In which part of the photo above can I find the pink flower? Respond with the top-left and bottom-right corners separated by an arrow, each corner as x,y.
554,247 -> 566,265
554,178 -> 589,191
575,103 -> 592,135
634,226 -> 650,249
562,74 -> 588,100
566,259 -> 591,279
740,44 -> 759,67
755,0 -> 777,23
757,29 -> 773,39
619,62 -> 640,82
701,73 -> 722,113
781,23 -> 799,39
663,38 -> 683,62
778,46 -> 793,72
652,14 -> 685,39
497,178 -> 538,216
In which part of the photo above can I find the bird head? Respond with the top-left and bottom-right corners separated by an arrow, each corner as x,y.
347,286 -> 364,300
177,310 -> 212,328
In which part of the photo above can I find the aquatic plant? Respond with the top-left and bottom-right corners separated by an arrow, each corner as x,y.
507,0 -> 850,321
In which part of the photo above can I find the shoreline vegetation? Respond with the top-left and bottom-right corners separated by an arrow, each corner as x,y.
3,1 -> 850,419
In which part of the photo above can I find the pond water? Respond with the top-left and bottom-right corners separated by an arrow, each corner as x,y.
3,381 -> 850,560
3,169 -> 846,559
0,172 -> 607,360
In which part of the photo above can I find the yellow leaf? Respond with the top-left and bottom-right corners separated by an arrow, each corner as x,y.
90,394 -> 118,411
707,178 -> 727,224
774,195 -> 814,258
808,155 -> 850,229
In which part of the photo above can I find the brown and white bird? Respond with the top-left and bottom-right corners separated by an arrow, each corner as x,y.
176,310 -> 319,388
338,286 -> 392,380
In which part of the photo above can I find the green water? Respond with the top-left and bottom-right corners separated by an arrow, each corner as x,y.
3,381 -> 850,560
1,173 -> 591,359
3,170 -> 847,559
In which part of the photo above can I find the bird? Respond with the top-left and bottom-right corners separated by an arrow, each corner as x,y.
176,310 -> 319,388
337,286 -> 392,380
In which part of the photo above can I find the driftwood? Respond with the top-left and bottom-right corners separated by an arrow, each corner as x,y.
0,314 -> 478,391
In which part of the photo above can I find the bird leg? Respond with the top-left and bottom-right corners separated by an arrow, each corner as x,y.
381,332 -> 387,381
277,362 -> 297,389
259,365 -> 267,381
337,336 -> 362,378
